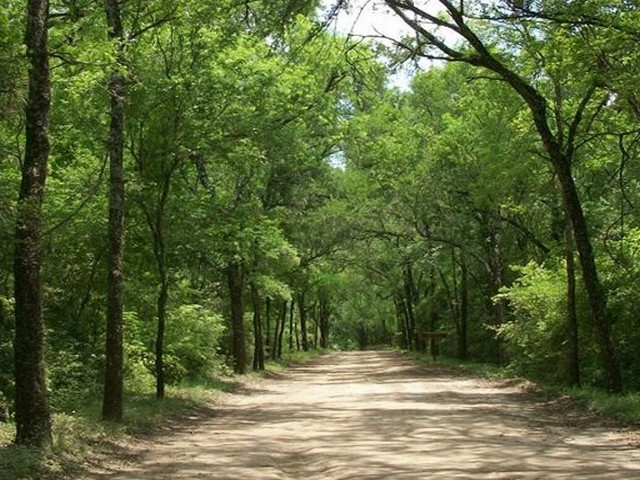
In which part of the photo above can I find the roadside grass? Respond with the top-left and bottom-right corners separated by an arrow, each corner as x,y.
548,385 -> 640,424
0,349 -> 328,479
0,384 -> 227,479
406,350 -> 640,425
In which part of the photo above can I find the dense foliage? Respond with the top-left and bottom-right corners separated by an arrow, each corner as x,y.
3,0 -> 640,447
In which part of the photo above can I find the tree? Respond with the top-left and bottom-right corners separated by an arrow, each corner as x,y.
12,0 -> 52,447
383,0 -> 622,392
102,0 -> 126,421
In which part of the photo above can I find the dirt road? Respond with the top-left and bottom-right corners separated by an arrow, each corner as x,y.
83,351 -> 640,479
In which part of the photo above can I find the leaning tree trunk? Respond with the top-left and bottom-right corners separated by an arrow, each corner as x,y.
227,261 -> 247,374
13,0 -> 52,447
384,0 -> 622,392
486,51 -> 622,392
556,158 -> 620,391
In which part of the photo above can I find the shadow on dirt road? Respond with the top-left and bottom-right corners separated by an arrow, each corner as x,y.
80,351 -> 640,479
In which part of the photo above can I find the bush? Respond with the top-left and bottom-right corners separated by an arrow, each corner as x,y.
166,304 -> 227,382
495,261 -> 569,383
47,345 -> 101,412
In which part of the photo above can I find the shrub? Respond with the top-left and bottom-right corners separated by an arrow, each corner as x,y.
495,261 -> 568,382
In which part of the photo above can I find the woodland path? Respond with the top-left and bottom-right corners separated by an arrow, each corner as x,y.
81,351 -> 640,479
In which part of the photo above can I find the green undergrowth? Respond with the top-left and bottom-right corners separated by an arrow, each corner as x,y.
406,350 -> 640,425
0,384 -> 229,480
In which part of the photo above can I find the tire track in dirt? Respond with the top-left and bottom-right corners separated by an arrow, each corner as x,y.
80,351 -> 640,479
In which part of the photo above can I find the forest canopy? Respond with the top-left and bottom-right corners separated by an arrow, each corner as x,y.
2,0 -> 640,447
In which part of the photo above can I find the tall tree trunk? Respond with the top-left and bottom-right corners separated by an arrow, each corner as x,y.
13,0 -> 52,447
227,261 -> 246,374
459,251 -> 469,361
555,158 -> 621,391
251,283 -> 265,371
288,298 -> 295,352
276,300 -> 287,358
265,297 -> 271,359
146,165 -> 177,400
440,260 -> 460,356
402,264 -> 417,350
102,0 -> 126,423
312,303 -> 319,348
487,228 -> 506,365
155,275 -> 168,399
394,295 -> 408,349
319,299 -> 330,349
298,293 -> 309,351
565,214 -> 580,386
481,37 -> 621,390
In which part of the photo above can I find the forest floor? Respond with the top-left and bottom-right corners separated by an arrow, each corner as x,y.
75,351 -> 640,479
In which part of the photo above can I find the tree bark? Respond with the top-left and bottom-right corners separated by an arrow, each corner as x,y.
155,275 -> 168,399
102,0 -> 126,422
394,295 -> 408,349
227,261 -> 247,374
487,228 -> 506,365
288,298 -> 295,352
251,283 -> 265,371
265,297 -> 272,359
276,300 -> 287,358
459,252 -> 469,361
402,264 -> 417,350
556,158 -> 620,391
13,0 -> 52,447
298,293 -> 309,351
319,299 -> 330,349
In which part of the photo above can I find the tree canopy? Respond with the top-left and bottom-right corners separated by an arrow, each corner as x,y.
3,0 -> 640,447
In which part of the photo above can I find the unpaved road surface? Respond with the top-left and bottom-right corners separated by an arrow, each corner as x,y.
83,351 -> 640,479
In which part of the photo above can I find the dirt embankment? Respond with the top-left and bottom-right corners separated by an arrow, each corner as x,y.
78,351 -> 640,479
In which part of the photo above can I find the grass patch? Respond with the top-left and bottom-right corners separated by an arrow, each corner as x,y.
551,386 -> 640,424
0,382 -> 228,479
